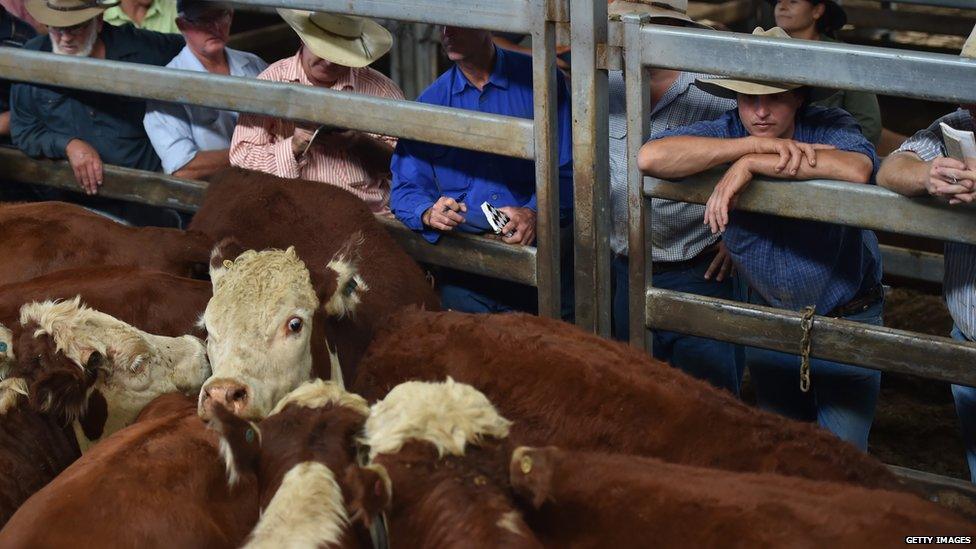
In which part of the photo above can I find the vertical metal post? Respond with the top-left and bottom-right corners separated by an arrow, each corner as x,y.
623,14 -> 652,350
571,0 -> 612,335
532,0 -> 561,318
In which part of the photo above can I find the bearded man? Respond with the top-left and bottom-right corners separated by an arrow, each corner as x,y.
10,0 -> 183,201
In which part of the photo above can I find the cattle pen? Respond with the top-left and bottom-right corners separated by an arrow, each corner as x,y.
1,0 -> 976,520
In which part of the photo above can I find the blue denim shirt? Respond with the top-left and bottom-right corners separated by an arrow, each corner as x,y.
390,46 -> 573,243
10,24 -> 183,171
653,105 -> 883,313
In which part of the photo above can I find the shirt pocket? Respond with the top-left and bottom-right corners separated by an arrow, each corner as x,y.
34,88 -> 75,133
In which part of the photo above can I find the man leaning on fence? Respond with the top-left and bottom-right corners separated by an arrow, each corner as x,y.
639,27 -> 885,451
606,0 -> 741,396
10,0 -> 184,224
229,10 -> 403,214
389,25 -> 574,316
876,26 -> 976,483
144,0 -> 266,180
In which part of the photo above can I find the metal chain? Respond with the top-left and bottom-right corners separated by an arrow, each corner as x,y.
799,305 -> 816,393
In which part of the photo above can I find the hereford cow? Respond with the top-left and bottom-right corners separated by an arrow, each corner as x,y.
352,309 -> 903,490
0,394 -> 258,547
209,380 -> 389,548
510,446 -> 974,547
0,266 -> 210,339
190,169 -> 439,388
0,298 -> 210,526
0,201 -> 212,285
363,378 -> 541,548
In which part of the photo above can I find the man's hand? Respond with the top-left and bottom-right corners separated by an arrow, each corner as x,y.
422,196 -> 467,231
704,156 -> 755,234
927,157 -> 976,200
65,139 -> 103,195
703,242 -> 734,282
498,206 -> 536,245
748,136 -> 835,176
292,127 -> 315,158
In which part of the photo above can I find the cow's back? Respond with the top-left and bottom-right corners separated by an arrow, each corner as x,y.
0,267 -> 209,338
0,202 -> 212,285
190,169 -> 439,377
0,394 -> 259,548
354,309 -> 902,490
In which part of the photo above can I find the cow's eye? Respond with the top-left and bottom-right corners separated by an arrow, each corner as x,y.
287,317 -> 303,334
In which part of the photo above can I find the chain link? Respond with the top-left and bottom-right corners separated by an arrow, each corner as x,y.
799,305 -> 816,393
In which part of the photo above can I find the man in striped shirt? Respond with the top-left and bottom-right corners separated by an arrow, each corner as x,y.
229,10 -> 403,214
876,26 -> 976,483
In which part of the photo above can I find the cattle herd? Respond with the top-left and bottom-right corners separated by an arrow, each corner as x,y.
0,169 -> 971,547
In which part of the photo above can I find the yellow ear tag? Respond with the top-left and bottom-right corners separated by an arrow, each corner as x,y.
519,455 -> 533,475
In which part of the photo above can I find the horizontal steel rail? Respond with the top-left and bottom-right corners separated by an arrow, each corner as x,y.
0,148 -> 537,284
880,245 -> 944,284
635,25 -> 976,104
643,172 -> 976,246
645,288 -> 976,387
0,49 -> 535,160
227,0 -> 537,33
885,0 -> 975,8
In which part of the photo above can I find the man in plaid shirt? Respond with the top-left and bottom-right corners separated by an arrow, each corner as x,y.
876,26 -> 976,482
639,27 -> 884,451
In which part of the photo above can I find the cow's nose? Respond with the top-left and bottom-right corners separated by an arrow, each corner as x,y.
202,381 -> 249,417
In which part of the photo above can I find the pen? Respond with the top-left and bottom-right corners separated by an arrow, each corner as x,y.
442,192 -> 467,212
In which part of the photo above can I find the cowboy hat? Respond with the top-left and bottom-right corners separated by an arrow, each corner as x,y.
608,0 -> 712,30
963,24 -> 976,59
26,0 -> 116,27
277,9 -> 392,68
765,0 -> 846,35
694,27 -> 804,99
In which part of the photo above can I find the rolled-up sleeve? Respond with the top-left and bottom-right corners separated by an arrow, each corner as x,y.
390,139 -> 440,243
144,100 -> 197,174
10,83 -> 73,159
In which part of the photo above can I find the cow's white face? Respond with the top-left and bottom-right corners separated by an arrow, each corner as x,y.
199,245 -> 367,421
18,297 -> 211,449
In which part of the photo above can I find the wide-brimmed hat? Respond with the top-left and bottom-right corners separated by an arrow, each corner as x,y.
26,0 -> 116,27
277,9 -> 392,68
608,0 -> 712,30
765,0 -> 846,35
963,24 -> 976,59
695,27 -> 803,99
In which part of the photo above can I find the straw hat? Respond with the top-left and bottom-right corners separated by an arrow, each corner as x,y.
694,27 -> 803,99
26,0 -> 116,27
963,24 -> 976,59
607,0 -> 712,30
277,9 -> 392,68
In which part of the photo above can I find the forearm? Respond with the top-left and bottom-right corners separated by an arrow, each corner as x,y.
638,136 -> 756,178
877,152 -> 929,197
0,111 -> 9,137
173,149 -> 230,180
744,150 -> 873,184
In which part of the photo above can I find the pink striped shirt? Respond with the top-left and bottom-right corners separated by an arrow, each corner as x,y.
229,52 -> 404,214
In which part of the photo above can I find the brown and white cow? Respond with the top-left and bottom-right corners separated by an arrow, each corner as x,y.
0,298 -> 210,526
210,380 -> 389,548
363,378 -> 541,548
352,309 -> 903,491
190,168 -> 439,386
0,393 -> 258,548
0,201 -> 212,285
509,446 -> 975,547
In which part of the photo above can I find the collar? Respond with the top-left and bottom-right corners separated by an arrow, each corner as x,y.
175,45 -> 257,77
450,44 -> 509,95
650,71 -> 697,117
105,0 -> 162,24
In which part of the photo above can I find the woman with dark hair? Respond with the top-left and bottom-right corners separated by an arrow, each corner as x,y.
768,0 -> 882,146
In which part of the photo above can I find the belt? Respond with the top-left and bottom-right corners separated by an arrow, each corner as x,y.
652,244 -> 720,274
825,284 -> 884,318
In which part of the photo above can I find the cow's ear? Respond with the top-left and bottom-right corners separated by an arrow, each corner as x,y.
208,403 -> 261,487
317,231 -> 368,319
508,446 -> 556,509
209,237 -> 247,287
344,463 -> 392,528
28,350 -> 102,423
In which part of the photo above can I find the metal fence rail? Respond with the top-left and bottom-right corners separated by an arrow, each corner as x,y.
0,148 -> 538,284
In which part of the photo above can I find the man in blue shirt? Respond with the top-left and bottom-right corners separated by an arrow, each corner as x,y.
638,27 -> 884,451
390,26 -> 573,314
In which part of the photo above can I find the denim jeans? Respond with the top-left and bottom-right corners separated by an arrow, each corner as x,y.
950,325 -> 976,483
612,254 -> 741,396
746,292 -> 883,451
